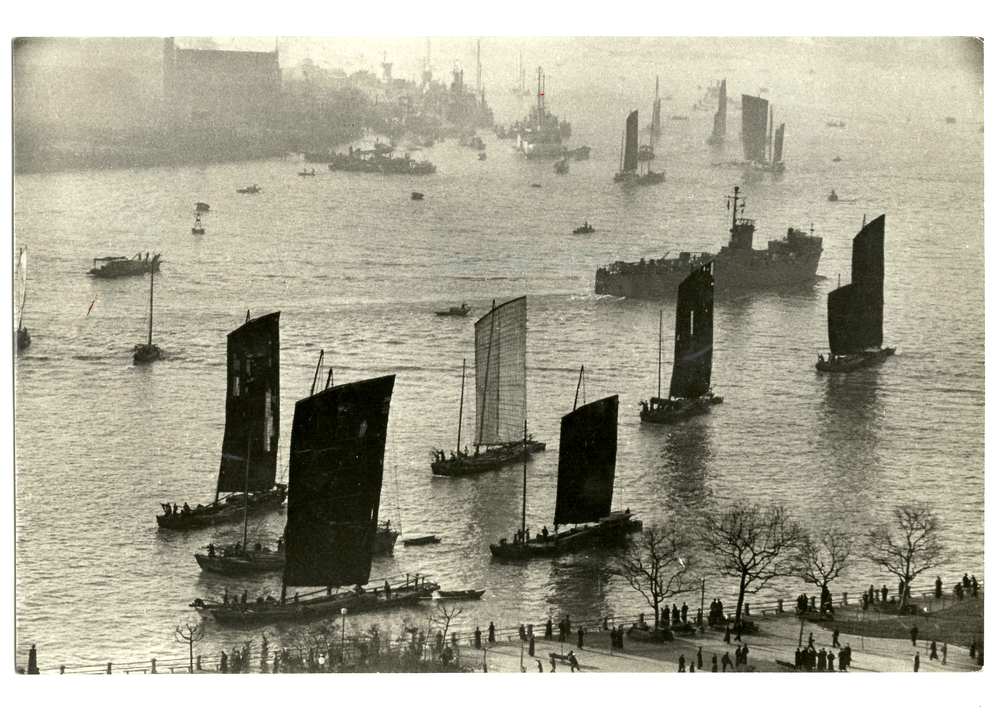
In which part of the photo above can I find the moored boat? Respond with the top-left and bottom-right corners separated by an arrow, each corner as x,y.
741,94 -> 785,172
816,215 -> 895,372
403,535 -> 441,547
436,589 -> 484,600
157,312 -> 286,529
614,110 -> 664,185
435,303 -> 470,317
640,262 -> 723,424
133,264 -> 161,364
195,202 -> 210,212
15,248 -> 30,351
237,184 -> 262,194
89,253 -> 161,278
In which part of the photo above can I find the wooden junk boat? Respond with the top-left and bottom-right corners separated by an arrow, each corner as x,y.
132,263 -> 161,364
614,110 -> 665,186
640,262 -> 724,423
192,374 -> 437,626
816,215 -> 895,372
431,297 -> 545,476
157,312 -> 286,529
490,378 -> 641,560
15,247 -> 30,351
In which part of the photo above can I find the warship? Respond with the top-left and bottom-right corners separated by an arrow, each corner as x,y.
595,186 -> 823,299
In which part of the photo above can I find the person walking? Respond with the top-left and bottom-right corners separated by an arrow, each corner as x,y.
697,646 -> 703,669
724,625 -> 731,643
914,652 -> 920,672
910,625 -> 919,646
568,651 -> 580,672
711,654 -> 718,672
930,640 -> 938,660
529,634 -> 535,657
832,627 -> 840,647
678,655 -> 686,672
721,651 -> 732,672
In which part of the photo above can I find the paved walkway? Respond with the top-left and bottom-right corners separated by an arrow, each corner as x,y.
459,614 -> 981,673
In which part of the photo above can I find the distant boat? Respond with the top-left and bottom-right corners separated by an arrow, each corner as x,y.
403,535 -> 442,547
573,222 -> 595,235
945,117 -> 957,124
89,253 -> 161,278
742,94 -> 785,172
614,110 -> 664,185
411,192 -> 424,200
192,213 -> 205,235
554,157 -> 569,174
298,168 -> 316,176
195,202 -> 210,212
490,372 -> 641,560
828,190 -> 839,202
707,78 -> 727,144
157,312 -> 287,530
816,215 -> 895,372
832,156 -> 842,162
436,589 -> 484,600
133,264 -> 161,364
826,120 -> 846,128
432,298 -> 546,476
15,247 -> 30,352
237,184 -> 262,194
192,374 -> 439,627
640,264 -> 724,423
435,303 -> 470,317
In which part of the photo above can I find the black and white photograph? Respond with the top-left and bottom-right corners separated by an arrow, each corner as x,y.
9,21 -> 985,693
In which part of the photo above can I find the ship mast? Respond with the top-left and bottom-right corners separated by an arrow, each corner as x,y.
456,359 -> 466,452
147,262 -> 155,346
657,311 -> 663,399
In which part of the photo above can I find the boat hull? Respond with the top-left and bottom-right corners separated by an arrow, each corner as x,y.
640,395 -> 723,424
490,513 -> 642,560
816,348 -> 895,373
89,256 -> 161,279
156,485 -> 287,530
194,582 -> 437,628
597,240 -> 823,299
431,441 -> 546,477
195,551 -> 284,576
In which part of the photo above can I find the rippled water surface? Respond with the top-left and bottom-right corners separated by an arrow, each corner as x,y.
14,40 -> 984,670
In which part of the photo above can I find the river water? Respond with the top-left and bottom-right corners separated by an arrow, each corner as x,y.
13,38 -> 983,671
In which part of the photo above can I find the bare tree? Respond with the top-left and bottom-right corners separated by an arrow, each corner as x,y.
863,502 -> 946,612
175,622 -> 205,674
431,602 -> 463,653
611,524 -> 698,632
701,502 -> 804,628
793,528 -> 854,611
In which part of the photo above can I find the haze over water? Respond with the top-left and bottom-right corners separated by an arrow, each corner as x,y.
13,37 -> 983,670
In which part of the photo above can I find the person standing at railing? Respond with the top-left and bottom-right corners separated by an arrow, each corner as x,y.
935,576 -> 943,599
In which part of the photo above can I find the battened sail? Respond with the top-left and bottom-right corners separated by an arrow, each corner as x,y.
474,297 -> 527,447
623,110 -> 639,173
283,374 -> 395,588
773,123 -> 785,164
711,79 -> 727,141
553,395 -> 618,527
668,262 -> 715,400
827,216 -> 885,355
15,248 -> 27,330
651,77 -> 662,136
741,94 -> 769,163
217,312 -> 280,494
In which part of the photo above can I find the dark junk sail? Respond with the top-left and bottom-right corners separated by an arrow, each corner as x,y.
284,375 -> 395,589
490,394 -> 640,560
709,78 -> 727,144
741,94 -> 769,164
818,215 -> 894,372
218,312 -> 281,495
641,262 -> 724,424
623,110 -> 639,173
156,311 -> 286,530
553,396 -> 618,527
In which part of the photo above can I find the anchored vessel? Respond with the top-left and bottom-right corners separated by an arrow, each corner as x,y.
89,253 -> 161,278
15,247 -> 30,351
157,312 -> 286,529
192,374 -> 437,626
133,264 -> 161,364
816,215 -> 895,372
432,297 -> 545,476
640,263 -> 724,424
595,186 -> 823,299
515,67 -> 572,159
614,110 -> 665,186
490,384 -> 641,560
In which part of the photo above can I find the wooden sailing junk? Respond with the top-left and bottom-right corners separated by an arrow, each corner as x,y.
707,78 -> 727,145
817,215 -> 895,372
614,110 -> 664,185
192,374 -> 436,626
432,296 -> 545,476
741,94 -> 785,172
157,312 -> 286,530
490,377 -> 640,560
640,262 -> 724,423
15,247 -> 30,352
132,262 -> 161,363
